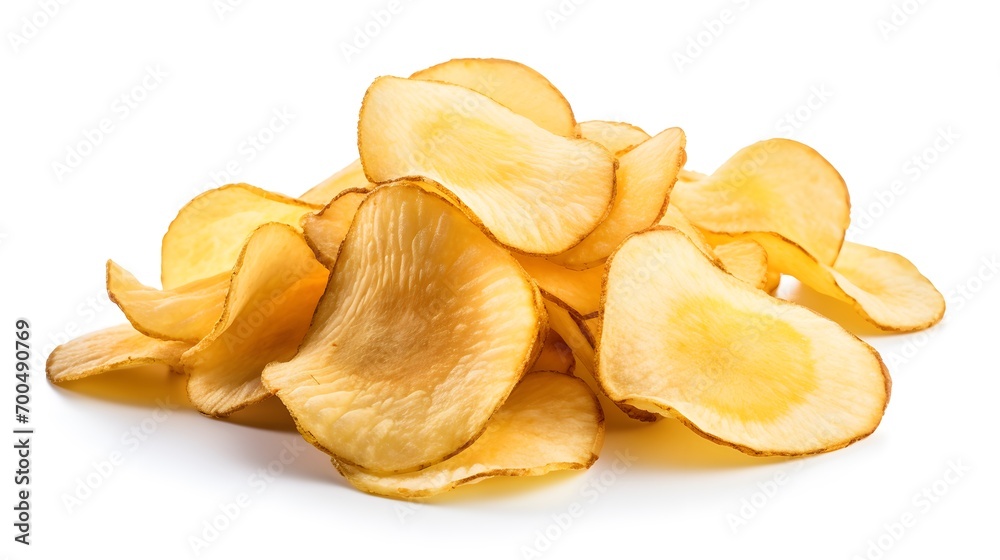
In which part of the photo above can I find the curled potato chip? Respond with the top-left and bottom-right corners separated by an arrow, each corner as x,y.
715,232 -> 945,331
550,128 -> 685,269
183,223 -> 329,416
712,239 -> 769,290
358,76 -> 616,255
107,261 -> 228,343
530,330 -> 575,375
300,160 -> 373,205
300,188 -> 368,267
411,58 -> 577,138
262,184 -> 544,474
543,298 -> 596,372
658,204 -> 714,254
515,254 -> 602,318
333,371 -> 603,498
579,120 -> 651,155
671,139 -> 850,266
161,184 -> 320,289
598,227 -> 890,455
46,324 -> 189,383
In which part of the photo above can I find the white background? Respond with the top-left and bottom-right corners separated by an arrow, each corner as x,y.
2,1 -> 998,559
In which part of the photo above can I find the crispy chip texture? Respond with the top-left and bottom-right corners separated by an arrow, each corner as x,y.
301,188 -> 368,267
671,140 -> 850,266
333,372 -> 603,498
161,184 -> 320,289
183,223 -> 329,417
358,76 -> 616,255
107,261 -> 228,343
411,58 -> 577,138
579,120 -> 651,155
598,227 -> 890,455
262,184 -> 544,474
46,324 -> 189,383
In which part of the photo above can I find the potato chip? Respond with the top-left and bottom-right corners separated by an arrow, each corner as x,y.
411,58 -> 577,137
262,184 -> 544,474
300,188 -> 368,267
712,239 -> 769,290
183,223 -> 329,416
714,232 -> 945,331
530,330 -> 575,375
358,76 -> 616,255
671,139 -> 850,266
46,324 -> 189,383
578,120 -> 651,155
107,261 -> 228,343
598,227 -> 890,455
550,127 -> 686,269
161,184 -> 320,289
333,372 -> 603,498
515,254 -> 602,318
300,160 -> 373,205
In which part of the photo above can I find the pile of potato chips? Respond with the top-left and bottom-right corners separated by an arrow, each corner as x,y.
47,58 -> 944,498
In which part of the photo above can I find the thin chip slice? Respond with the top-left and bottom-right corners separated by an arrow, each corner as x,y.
550,128 -> 685,269
712,239 -> 769,290
411,58 -> 577,137
670,140 -> 850,266
262,184 -> 544,474
579,120 -> 651,155
530,330 -> 575,375
301,188 -> 369,267
543,298 -> 595,370
515,254 -> 603,318
183,223 -> 330,416
46,324 -> 189,383
300,160 -> 373,205
107,261 -> 229,343
658,204 -> 714,254
162,184 -> 321,289
598,227 -> 890,455
718,232 -> 945,332
358,76 -> 616,255
764,268 -> 782,293
333,372 -> 603,498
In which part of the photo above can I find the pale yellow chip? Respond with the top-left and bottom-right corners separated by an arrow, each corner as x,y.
515,254 -> 603,318
671,139 -> 850,266
598,227 -> 890,455
712,239 -> 769,290
161,184 -> 321,289
182,223 -> 330,416
262,184 -> 544,474
301,188 -> 368,267
550,127 -> 686,269
46,324 -> 189,383
578,120 -> 651,155
658,204 -> 714,254
300,160 -> 373,205
543,298 -> 596,373
107,261 -> 228,343
358,76 -> 616,255
333,371 -> 603,498
717,232 -> 945,332
411,58 -> 577,137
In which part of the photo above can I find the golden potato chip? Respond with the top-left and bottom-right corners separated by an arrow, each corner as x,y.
530,330 -> 575,375
333,371 -> 603,498
712,239 -> 769,290
46,324 -> 189,383
107,261 -> 228,343
515,254 -> 602,318
300,160 -> 373,205
182,223 -> 329,416
671,139 -> 850,266
161,184 -> 320,289
262,184 -> 544,474
578,120 -> 651,155
598,227 -> 890,455
763,268 -> 782,293
358,76 -> 616,255
717,232 -> 945,331
550,127 -> 686,269
657,204 -> 714,255
543,298 -> 596,372
411,58 -> 577,137
300,188 -> 368,267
